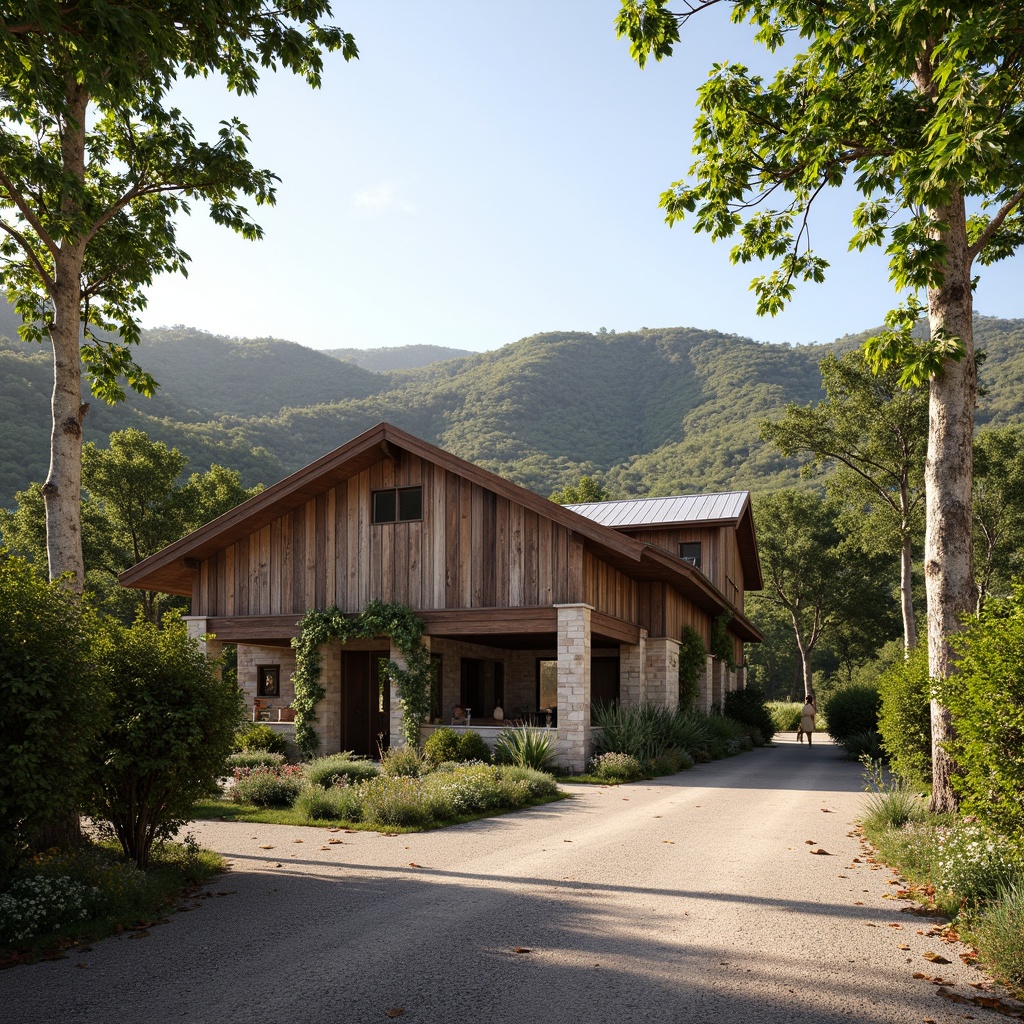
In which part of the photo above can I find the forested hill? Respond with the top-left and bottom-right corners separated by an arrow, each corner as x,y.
2,315 -> 1023,509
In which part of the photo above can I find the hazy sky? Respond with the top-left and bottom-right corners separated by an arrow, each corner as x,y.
141,2 -> 1022,353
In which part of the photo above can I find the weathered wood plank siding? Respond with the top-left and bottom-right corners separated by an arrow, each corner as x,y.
190,454 -> 582,616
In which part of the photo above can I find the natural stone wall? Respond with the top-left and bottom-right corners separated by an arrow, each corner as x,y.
619,634 -> 647,708
644,637 -> 681,712
554,603 -> 593,773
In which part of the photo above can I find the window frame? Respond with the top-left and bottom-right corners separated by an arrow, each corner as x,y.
371,485 -> 423,524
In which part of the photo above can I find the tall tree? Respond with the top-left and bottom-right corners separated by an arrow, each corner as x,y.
752,490 -> 892,700
549,475 -> 610,505
761,351 -> 927,651
616,0 -> 1024,811
0,2 -> 356,589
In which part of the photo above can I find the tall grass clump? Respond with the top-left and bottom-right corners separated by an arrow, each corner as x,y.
492,727 -> 556,771
859,758 -> 926,832
591,702 -> 675,761
971,882 -> 1024,991
231,765 -> 303,807
293,782 -> 363,822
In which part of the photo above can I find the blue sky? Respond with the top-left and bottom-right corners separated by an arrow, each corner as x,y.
141,2 -> 1022,353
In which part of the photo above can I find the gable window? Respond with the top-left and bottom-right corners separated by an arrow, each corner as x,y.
679,542 -> 702,570
372,486 -> 422,523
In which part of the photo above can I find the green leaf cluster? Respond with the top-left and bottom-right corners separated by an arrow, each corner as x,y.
0,553 -> 103,877
943,591 -> 1024,838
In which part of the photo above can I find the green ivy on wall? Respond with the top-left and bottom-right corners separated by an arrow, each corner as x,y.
678,625 -> 707,710
710,614 -> 737,671
291,600 -> 434,758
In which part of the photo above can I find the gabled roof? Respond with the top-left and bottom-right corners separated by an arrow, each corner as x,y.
567,492 -> 763,590
119,422 -> 762,640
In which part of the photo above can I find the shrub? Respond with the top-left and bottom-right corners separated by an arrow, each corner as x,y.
971,882 -> 1024,991
234,722 -> 288,756
496,765 -> 559,800
379,745 -> 425,778
87,615 -> 243,868
876,645 -> 932,786
359,775 -> 433,827
492,727 -> 556,771
589,751 -> 644,782
423,727 -> 491,765
457,730 -> 492,764
592,702 -> 676,761
942,593 -> 1024,838
423,727 -> 461,765
294,782 -> 363,822
724,685 -> 776,742
767,701 -> 804,731
225,751 -> 285,772
304,754 -> 379,789
844,730 -> 885,762
704,713 -> 748,758
823,684 -> 880,745
231,765 -> 303,807
667,712 -> 711,756
0,555 -> 103,876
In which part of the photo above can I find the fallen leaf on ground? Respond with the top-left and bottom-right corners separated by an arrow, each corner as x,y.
259,845 -> 274,850
898,944 -> 911,950
821,808 -> 833,812
408,863 -> 420,867
854,901 -> 864,906
663,841 -> 675,844
888,923 -> 903,929
810,848 -> 831,855
923,952 -> 951,964
292,839 -> 303,844
385,1009 -> 405,1018
513,947 -> 532,954
328,839 -> 343,845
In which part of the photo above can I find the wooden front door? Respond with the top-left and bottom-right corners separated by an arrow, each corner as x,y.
341,650 -> 390,757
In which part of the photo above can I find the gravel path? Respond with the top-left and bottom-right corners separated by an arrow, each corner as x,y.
3,737 -> 1003,1024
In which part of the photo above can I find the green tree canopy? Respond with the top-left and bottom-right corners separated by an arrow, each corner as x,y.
549,475 -> 610,505
761,350 -> 927,650
750,489 -> 894,700
0,2 -> 356,588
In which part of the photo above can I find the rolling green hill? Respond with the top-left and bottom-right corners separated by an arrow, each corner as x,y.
2,314 -> 1022,509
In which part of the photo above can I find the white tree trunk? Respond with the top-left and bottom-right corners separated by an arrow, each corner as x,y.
924,189 -> 975,813
41,82 -> 88,591
900,527 -> 917,653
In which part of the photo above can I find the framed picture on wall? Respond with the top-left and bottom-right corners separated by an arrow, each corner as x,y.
257,665 -> 280,698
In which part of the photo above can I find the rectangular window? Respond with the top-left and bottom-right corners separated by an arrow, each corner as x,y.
680,541 -> 702,570
372,486 -> 422,523
537,659 -> 558,712
257,664 -> 280,698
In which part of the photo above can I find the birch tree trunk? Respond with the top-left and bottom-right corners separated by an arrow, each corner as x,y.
900,525 -> 917,652
41,81 -> 88,591
924,188 -> 975,813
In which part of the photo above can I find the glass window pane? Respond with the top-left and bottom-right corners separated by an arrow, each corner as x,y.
680,542 -> 701,569
538,659 -> 558,710
398,486 -> 422,521
373,489 -> 396,523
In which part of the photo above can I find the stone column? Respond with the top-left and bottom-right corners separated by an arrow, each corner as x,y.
711,658 -> 724,711
388,637 -> 431,751
618,629 -> 647,708
644,637 -> 681,712
554,603 -> 593,773
183,616 -> 224,672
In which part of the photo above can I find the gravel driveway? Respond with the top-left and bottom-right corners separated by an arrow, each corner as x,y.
2,737 -> 1006,1024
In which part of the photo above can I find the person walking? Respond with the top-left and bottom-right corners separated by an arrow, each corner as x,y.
800,696 -> 817,746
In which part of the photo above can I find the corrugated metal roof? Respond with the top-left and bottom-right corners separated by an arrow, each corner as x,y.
567,492 -> 749,528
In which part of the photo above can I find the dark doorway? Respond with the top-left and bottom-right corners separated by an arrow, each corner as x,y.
341,649 -> 390,757
591,657 -> 621,723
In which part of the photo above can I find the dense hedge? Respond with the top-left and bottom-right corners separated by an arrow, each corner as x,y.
723,685 -> 776,742
943,594 -> 1024,837
877,646 -> 932,786
824,685 -> 881,745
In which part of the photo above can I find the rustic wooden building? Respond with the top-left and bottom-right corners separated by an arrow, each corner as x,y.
121,423 -> 763,770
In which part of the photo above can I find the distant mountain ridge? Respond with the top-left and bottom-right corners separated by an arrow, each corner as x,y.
323,344 -> 474,373
1,313 -> 1022,510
